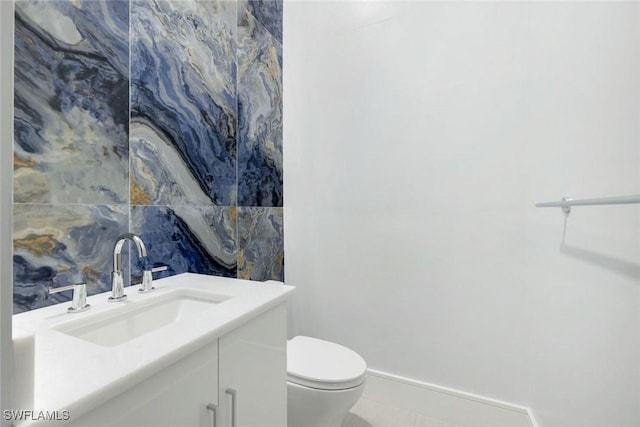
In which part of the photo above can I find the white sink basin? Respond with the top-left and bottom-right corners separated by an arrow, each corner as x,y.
53,289 -> 230,347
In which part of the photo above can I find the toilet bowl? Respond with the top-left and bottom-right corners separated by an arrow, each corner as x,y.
287,336 -> 367,427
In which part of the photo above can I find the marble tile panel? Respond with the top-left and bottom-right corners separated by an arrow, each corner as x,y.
14,0 -> 129,204
12,0 -> 285,313
13,204 -> 129,313
238,207 -> 284,281
130,0 -> 238,206
247,0 -> 283,44
130,205 -> 237,278
237,1 -> 283,207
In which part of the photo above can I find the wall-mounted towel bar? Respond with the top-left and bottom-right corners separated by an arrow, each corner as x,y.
536,194 -> 640,213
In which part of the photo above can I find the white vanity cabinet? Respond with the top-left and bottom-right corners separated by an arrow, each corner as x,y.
218,302 -> 287,427
66,303 -> 287,427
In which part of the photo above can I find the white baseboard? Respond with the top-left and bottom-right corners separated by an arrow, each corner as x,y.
364,369 -> 539,427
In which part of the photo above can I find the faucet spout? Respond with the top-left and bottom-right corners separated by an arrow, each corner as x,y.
113,233 -> 147,272
110,233 -> 148,302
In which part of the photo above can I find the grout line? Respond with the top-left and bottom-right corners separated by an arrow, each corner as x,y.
128,0 -> 132,213
235,0 -> 240,279
13,202 -> 239,209
128,0 -> 133,284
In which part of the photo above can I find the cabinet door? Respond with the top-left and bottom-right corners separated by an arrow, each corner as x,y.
68,340 -> 219,427
218,303 -> 287,427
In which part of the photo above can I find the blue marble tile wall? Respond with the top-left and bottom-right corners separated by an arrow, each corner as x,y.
13,0 -> 284,313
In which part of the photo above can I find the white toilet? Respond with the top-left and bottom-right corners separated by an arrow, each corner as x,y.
287,336 -> 367,427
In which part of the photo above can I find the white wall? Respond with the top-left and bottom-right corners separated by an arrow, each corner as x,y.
0,1 -> 14,424
283,2 -> 640,426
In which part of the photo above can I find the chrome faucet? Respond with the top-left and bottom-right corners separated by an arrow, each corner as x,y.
110,233 -> 148,302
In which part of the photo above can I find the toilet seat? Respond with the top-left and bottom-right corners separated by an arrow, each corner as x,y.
287,336 -> 367,390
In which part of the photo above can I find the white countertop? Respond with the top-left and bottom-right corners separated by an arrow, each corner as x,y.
12,273 -> 295,427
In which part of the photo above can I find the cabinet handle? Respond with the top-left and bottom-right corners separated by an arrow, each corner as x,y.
206,403 -> 217,427
225,388 -> 237,427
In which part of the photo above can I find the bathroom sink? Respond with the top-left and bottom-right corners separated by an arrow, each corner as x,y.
12,273 -> 295,427
53,289 -> 229,347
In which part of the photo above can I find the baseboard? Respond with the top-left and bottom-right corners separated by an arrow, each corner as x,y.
364,369 -> 539,427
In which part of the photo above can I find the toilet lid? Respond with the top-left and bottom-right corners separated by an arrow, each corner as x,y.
287,336 -> 367,390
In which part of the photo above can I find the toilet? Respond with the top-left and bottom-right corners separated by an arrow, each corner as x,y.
287,336 -> 367,427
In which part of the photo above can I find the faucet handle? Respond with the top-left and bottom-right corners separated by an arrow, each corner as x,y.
48,283 -> 91,313
150,265 -> 168,274
139,265 -> 168,293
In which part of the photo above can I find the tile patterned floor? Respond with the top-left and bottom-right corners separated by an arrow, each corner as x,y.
343,398 -> 454,427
